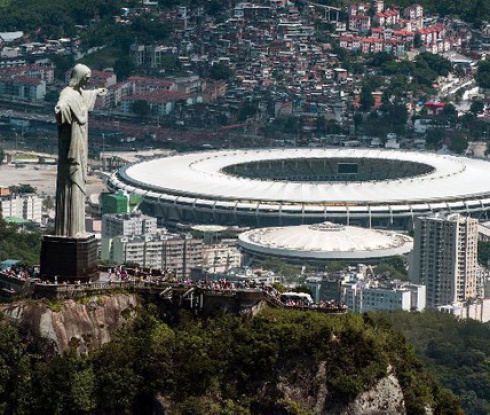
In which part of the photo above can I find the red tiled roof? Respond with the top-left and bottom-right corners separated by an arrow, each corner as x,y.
127,76 -> 175,88
0,76 -> 43,86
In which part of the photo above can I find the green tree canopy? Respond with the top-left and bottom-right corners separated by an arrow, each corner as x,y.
0,218 -> 41,264
9,183 -> 37,194
371,310 -> 490,415
132,100 -> 151,118
476,60 -> 490,89
360,85 -> 375,111
470,100 -> 485,115
425,128 -> 445,150
159,54 -> 182,72
447,132 -> 468,154
209,62 -> 233,80
113,56 -> 135,81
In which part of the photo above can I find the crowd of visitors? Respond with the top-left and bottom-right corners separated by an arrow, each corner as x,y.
0,265 -> 347,313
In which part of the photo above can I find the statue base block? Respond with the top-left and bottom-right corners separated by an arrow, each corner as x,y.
40,234 -> 97,283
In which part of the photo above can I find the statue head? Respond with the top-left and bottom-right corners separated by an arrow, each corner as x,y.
69,64 -> 92,88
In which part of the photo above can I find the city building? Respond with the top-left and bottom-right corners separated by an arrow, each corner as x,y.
409,213 -> 478,308
101,192 -> 143,215
102,212 -> 158,238
237,222 -> 413,266
101,211 -> 158,261
109,233 -> 204,277
340,281 -> 426,313
120,91 -> 203,116
438,298 -> 490,323
0,76 -> 46,101
202,239 -> 243,273
0,194 -> 42,223
305,269 -> 425,312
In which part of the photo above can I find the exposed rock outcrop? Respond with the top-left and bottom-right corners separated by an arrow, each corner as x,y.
269,362 -> 405,415
0,294 -> 138,353
152,362 -> 407,415
340,369 -> 405,415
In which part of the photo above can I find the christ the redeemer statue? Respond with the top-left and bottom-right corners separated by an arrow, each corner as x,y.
54,64 -> 106,237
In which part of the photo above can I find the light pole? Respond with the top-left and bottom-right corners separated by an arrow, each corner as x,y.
102,133 -> 105,171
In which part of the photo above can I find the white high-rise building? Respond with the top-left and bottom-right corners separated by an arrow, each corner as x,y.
102,211 -> 157,238
340,281 -> 426,313
410,213 -> 478,307
0,194 -> 43,223
101,211 -> 159,262
109,233 -> 204,277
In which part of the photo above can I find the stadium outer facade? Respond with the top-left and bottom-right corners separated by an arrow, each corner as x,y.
107,148 -> 490,229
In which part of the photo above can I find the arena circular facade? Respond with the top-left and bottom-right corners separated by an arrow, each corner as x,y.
107,148 -> 490,229
237,222 -> 414,264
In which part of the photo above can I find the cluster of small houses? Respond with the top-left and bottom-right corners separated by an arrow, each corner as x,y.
0,0 -> 482,137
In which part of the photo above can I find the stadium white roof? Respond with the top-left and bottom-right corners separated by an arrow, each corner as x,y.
116,148 -> 490,205
237,222 -> 414,259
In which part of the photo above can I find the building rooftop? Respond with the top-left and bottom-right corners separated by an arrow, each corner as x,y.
237,222 -> 413,259
115,148 -> 490,206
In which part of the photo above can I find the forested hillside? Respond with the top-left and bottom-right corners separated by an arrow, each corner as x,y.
0,219 -> 40,265
372,310 -> 490,415
1,0 -> 489,40
0,304 -> 462,414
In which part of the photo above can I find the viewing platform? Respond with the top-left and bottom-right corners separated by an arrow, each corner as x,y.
0,272 -> 347,316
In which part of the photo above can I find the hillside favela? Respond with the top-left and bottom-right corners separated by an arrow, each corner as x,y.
5,0 -> 490,413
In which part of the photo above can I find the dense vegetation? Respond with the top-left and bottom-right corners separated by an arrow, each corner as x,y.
0,305 -> 462,414
476,60 -> 490,89
478,241 -> 490,265
0,0 -> 120,38
2,0 -> 490,44
0,219 -> 41,265
372,310 -> 490,415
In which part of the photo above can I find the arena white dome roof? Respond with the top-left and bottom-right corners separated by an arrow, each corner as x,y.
108,148 -> 490,228
190,224 -> 228,233
237,222 -> 414,260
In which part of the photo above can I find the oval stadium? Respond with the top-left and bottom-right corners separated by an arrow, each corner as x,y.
107,148 -> 490,229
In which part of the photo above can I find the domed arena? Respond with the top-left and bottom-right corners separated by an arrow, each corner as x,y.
237,222 -> 414,265
107,148 -> 490,229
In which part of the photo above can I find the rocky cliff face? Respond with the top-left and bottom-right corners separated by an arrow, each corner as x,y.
333,369 -> 406,415
152,364 -> 407,415
340,373 -> 405,414
252,362 -> 407,415
0,294 -> 138,354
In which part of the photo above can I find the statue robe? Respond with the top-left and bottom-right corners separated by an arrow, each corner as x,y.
54,87 -> 98,237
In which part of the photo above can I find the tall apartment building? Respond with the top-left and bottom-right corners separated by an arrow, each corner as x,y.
101,211 -> 205,276
110,233 -> 204,277
101,212 -> 158,261
410,213 -> 478,307
340,281 -> 426,313
102,212 -> 157,238
202,240 -> 243,273
0,194 -> 43,223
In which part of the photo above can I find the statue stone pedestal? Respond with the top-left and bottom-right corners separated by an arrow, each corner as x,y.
40,234 -> 97,283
